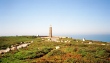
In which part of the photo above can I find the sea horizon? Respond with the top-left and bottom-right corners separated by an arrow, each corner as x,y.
69,34 -> 110,42
0,34 -> 110,42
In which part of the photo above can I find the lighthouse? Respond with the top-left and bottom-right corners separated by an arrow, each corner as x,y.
49,25 -> 52,38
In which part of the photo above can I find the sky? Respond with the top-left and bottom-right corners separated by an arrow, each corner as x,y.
0,0 -> 110,36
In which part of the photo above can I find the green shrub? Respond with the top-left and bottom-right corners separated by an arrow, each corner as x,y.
0,56 -> 27,63
47,50 -> 65,56
14,51 -> 36,60
36,47 -> 52,58
0,36 -> 35,49
65,47 -> 78,53
64,58 -> 76,63
95,49 -> 109,58
41,47 -> 51,52
78,49 -> 87,57
79,44 -> 88,47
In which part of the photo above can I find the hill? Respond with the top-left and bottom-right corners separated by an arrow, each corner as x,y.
0,36 -> 110,63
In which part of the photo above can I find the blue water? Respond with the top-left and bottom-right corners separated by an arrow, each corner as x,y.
69,34 -> 110,42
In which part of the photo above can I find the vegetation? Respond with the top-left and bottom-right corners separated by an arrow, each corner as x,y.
0,36 -> 36,49
0,36 -> 110,63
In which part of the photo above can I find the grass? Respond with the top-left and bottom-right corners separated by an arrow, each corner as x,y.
0,36 -> 110,63
0,36 -> 36,49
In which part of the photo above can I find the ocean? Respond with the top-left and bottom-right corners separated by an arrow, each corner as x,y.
69,34 -> 110,42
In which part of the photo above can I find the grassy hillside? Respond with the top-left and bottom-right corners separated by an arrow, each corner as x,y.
0,36 -> 110,63
0,36 -> 36,49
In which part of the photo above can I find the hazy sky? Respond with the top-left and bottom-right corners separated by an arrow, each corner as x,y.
0,0 -> 110,36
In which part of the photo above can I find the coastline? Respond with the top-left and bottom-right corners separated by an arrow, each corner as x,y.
70,34 -> 110,42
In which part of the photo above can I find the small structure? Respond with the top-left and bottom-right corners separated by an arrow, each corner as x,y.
89,42 -> 92,44
55,46 -> 60,49
37,34 -> 39,37
101,44 -> 106,45
61,40 -> 63,42
76,41 -> 78,42
83,38 -> 85,41
31,41 -> 33,43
